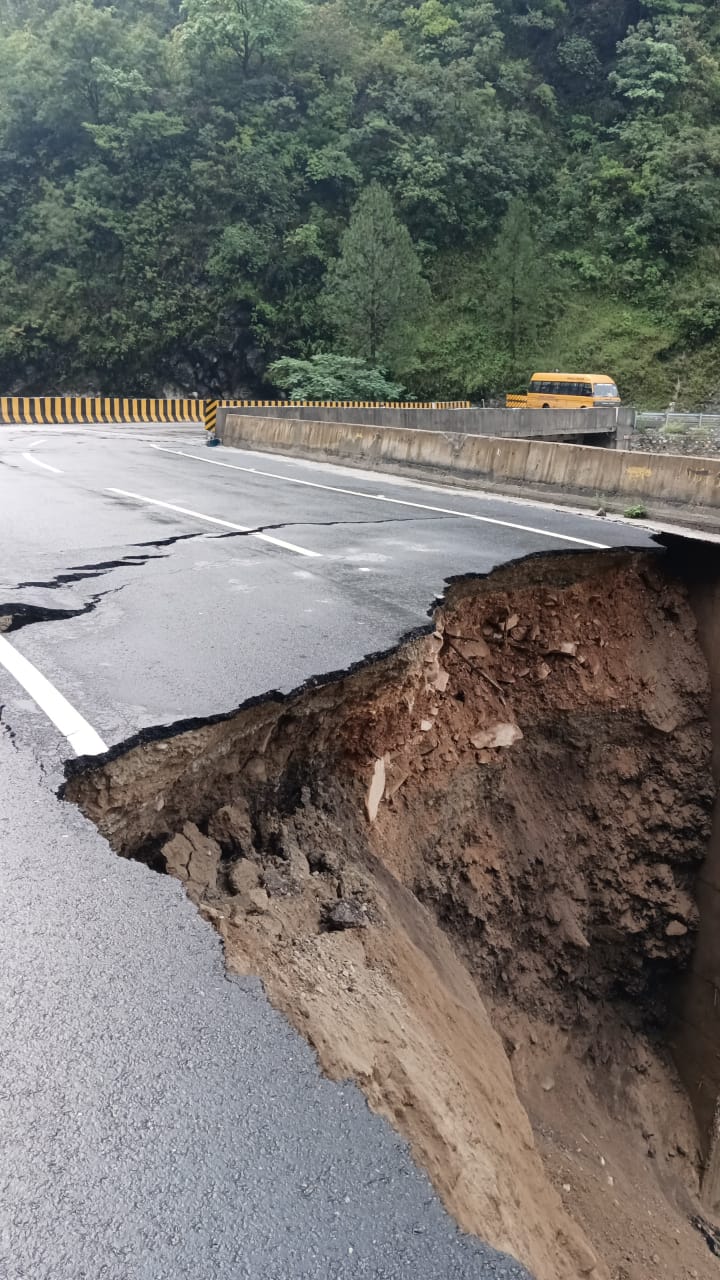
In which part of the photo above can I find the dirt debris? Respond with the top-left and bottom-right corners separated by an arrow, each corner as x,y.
66,550 -> 720,1280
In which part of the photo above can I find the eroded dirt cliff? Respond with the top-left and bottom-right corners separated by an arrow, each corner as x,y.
66,550 -> 719,1280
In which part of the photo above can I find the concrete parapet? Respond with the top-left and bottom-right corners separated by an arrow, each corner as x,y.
218,412 -> 720,530
222,403 -> 630,440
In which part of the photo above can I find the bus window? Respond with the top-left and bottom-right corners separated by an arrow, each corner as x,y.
593,382 -> 619,398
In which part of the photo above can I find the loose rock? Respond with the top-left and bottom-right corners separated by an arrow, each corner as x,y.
208,802 -> 254,854
262,865 -> 298,898
324,899 -> 368,931
471,722 -> 524,750
228,858 -> 260,896
366,757 -> 386,822
182,823 -> 221,890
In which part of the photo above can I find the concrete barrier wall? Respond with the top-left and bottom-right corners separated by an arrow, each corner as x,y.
223,403 -> 631,439
218,413 -> 720,528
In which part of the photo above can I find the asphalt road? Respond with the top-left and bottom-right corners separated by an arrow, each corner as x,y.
0,423 -> 654,758
0,422 -> 656,1279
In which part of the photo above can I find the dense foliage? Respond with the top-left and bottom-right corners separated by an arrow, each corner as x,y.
1,0 -> 719,405
269,353 -> 404,399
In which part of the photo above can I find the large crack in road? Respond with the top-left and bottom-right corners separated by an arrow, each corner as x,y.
62,546 -> 720,1280
1,512 -> 431,620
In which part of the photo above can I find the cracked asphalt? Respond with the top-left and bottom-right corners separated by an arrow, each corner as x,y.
0,422 -> 656,1278
1,423 -> 654,757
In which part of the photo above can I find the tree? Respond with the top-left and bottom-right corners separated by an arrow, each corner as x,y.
554,35 -> 602,95
178,0 -> 305,75
484,200 -> 550,379
610,18 -> 691,109
268,353 -> 405,400
322,184 -> 431,370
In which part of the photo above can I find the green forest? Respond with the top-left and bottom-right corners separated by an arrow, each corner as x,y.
1,0 -> 719,405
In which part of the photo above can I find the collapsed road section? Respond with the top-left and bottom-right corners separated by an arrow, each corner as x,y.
65,548 -> 720,1280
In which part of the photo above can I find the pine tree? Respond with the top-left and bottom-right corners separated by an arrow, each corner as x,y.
322,184 -> 431,371
485,201 -> 548,375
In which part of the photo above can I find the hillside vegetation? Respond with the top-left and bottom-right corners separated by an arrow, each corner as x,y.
1,0 -> 719,406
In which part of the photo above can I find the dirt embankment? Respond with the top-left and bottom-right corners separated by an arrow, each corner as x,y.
67,550 -> 719,1280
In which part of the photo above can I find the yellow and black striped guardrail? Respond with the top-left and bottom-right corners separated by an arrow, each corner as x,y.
0,396 -> 204,425
220,399 -> 472,409
0,396 -> 472,429
505,394 -> 529,408
203,399 -> 219,434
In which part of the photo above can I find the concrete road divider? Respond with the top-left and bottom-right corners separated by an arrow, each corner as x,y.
225,402 -> 629,439
218,412 -> 720,531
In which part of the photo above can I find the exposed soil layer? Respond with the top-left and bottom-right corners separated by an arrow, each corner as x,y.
67,550 -> 720,1280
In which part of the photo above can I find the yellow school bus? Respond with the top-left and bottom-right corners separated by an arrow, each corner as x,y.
525,372 -> 620,408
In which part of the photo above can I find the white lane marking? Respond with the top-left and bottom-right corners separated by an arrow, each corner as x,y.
106,488 -> 321,558
25,438 -> 46,449
22,452 -> 63,474
0,634 -> 107,756
148,444 -> 609,550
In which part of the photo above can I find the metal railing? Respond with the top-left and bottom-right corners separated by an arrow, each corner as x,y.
635,411 -> 720,434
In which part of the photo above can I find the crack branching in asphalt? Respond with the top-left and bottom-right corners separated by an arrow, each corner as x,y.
14,543 -> 191,591
3,512 -> 433,628
0,704 -> 19,751
0,584 -> 127,632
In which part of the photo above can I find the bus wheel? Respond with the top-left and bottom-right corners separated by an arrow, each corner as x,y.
542,403 -> 550,408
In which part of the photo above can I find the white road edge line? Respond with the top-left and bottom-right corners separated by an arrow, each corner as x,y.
22,452 -> 63,474
148,444 -> 610,550
0,634 -> 107,756
106,487 -> 321,558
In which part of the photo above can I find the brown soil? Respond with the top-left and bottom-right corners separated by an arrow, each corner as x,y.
67,550 -> 720,1280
